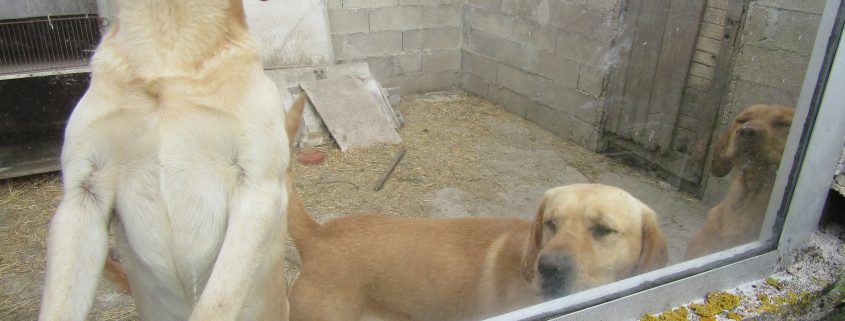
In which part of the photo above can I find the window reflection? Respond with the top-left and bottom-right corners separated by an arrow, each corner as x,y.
0,0 -> 828,320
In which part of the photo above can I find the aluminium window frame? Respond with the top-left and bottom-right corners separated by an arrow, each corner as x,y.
486,0 -> 845,320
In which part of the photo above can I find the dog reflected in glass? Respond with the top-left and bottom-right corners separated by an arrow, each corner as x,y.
686,104 -> 794,259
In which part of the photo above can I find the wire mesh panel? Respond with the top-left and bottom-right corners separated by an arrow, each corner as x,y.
0,15 -> 102,75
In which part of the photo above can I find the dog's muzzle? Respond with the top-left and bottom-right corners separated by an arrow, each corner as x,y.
537,253 -> 574,298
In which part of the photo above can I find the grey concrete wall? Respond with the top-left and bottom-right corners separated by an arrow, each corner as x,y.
327,0 -> 462,94
458,0 -> 622,151
702,0 -> 825,205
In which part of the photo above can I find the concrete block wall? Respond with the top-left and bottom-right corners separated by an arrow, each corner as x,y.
702,0 -> 825,205
327,0 -> 462,94
459,0 -> 622,150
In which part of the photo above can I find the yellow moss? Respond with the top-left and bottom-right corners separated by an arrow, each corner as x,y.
640,307 -> 689,321
700,317 -> 717,321
690,292 -> 741,317
640,314 -> 660,321
753,292 -> 784,314
727,311 -> 744,320
766,277 -> 783,290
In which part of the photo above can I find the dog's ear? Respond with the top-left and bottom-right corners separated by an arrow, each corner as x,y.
285,93 -> 307,149
710,121 -> 737,177
632,206 -> 668,275
522,195 -> 547,282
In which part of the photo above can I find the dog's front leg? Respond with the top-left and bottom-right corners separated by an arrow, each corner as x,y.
190,123 -> 289,321
39,145 -> 115,321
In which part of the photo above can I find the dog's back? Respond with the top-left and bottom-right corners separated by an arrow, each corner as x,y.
40,1 -> 291,320
288,188 -> 536,320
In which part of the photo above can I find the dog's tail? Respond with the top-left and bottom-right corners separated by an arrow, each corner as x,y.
284,93 -> 320,248
285,171 -> 320,247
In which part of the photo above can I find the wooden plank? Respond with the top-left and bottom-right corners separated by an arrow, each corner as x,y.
646,0 -> 707,152
619,0 -> 669,141
604,0 -> 643,136
300,75 -> 401,151
687,74 -> 711,92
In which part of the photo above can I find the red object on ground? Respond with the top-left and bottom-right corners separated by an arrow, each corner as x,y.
296,149 -> 326,165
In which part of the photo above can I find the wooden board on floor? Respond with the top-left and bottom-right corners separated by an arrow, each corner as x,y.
300,75 -> 401,151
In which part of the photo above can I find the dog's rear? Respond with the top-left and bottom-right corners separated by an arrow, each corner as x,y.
39,1 -> 297,320
686,104 -> 794,259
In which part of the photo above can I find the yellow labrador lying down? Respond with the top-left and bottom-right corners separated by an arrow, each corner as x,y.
38,0 -> 300,320
288,183 -> 669,321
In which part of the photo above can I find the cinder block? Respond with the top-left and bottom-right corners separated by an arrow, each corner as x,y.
466,0 -> 501,11
758,0 -> 824,14
549,87 -> 599,123
548,1 -> 604,36
512,18 -> 559,51
525,103 -> 600,150
382,71 -> 461,94
556,31 -> 607,66
328,9 -> 369,35
358,56 -> 400,78
370,6 -> 422,31
527,24 -> 557,52
577,64 -> 606,97
512,19 -> 531,44
336,31 -> 403,59
403,30 -> 422,51
422,5 -> 461,28
331,35 -> 346,59
487,85 -> 533,117
422,49 -> 461,72
400,0 -> 457,5
734,44 -> 809,91
462,50 -> 498,83
327,0 -> 342,10
496,63 -> 544,100
467,29 -> 530,70
398,53 -> 423,74
460,73 -> 490,98
343,0 -> 398,9
742,4 -> 820,55
469,9 -> 514,38
525,50 -> 579,88
728,79 -> 799,115
502,0 -> 549,22
422,27 -> 461,49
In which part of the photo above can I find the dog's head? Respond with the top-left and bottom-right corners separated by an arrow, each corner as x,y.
521,184 -> 668,299
711,104 -> 794,177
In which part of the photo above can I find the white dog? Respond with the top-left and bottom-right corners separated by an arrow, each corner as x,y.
38,1 -> 295,320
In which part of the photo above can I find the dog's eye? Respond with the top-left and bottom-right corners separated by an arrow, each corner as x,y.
591,225 -> 615,238
544,220 -> 557,233
735,117 -> 748,124
775,121 -> 791,128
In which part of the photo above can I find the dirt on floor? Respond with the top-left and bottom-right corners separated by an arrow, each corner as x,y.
0,91 -> 708,320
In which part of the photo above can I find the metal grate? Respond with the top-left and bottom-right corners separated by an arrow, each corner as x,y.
0,15 -> 102,75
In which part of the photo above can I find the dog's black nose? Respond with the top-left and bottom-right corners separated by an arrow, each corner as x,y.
537,254 -> 573,280
537,254 -> 574,297
737,124 -> 761,138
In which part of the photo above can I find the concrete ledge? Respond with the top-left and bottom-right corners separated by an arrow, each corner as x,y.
641,225 -> 845,321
